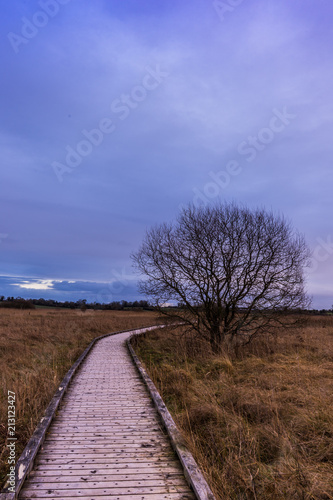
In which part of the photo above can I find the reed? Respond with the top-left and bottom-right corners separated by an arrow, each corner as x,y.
133,315 -> 333,499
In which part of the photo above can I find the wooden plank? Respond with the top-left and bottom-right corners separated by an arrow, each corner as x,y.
28,469 -> 184,478
45,430 -> 163,436
35,454 -> 176,461
45,431 -> 164,438
43,439 -> 170,446
54,408 -> 154,413
34,462 -> 183,470
19,494 -> 194,500
35,458 -> 178,465
48,420 -> 158,428
19,485 -> 191,497
43,438 -> 171,446
37,449 -> 175,456
50,414 -> 157,419
20,478 -> 189,488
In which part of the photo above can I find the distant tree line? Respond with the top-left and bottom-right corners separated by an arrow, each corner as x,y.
0,297 -> 35,309
304,308 -> 333,315
0,296 -> 331,315
0,296 -> 154,311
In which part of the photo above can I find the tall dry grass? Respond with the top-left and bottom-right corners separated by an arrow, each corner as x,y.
0,308 -> 159,485
133,315 -> 333,499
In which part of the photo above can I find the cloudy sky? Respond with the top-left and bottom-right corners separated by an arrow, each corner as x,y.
1,0 -> 332,307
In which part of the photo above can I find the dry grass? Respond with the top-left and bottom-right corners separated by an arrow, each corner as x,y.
133,316 -> 333,499
0,308 -> 159,486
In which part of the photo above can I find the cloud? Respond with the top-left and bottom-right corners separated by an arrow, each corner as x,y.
15,279 -> 56,290
0,275 -> 141,303
0,0 -> 332,308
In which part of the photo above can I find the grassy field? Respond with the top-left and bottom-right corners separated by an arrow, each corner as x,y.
132,316 -> 333,499
0,308 -> 159,486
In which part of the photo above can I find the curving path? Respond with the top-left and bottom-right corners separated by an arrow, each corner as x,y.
18,329 -> 196,500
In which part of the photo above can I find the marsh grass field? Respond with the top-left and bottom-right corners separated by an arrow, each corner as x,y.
1,309 -> 332,499
0,307 -> 159,486
133,316 -> 333,499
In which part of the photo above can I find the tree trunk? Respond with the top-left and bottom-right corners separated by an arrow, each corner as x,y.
210,324 -> 223,353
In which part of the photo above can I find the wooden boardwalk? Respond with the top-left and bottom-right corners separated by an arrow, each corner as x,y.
18,329 -> 196,500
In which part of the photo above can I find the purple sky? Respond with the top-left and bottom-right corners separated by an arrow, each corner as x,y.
1,0 -> 332,308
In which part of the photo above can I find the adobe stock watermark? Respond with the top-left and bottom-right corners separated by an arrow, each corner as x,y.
96,268 -> 134,304
190,106 -> 296,207
213,0 -> 245,22
308,236 -> 333,273
52,64 -> 169,183
7,0 -> 71,54
6,391 -> 16,494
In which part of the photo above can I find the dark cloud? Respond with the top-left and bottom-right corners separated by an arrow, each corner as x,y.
0,276 -> 140,303
1,0 -> 332,306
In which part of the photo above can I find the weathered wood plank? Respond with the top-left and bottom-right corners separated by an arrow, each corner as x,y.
36,453 -> 176,461
43,440 -> 170,447
45,431 -> 164,438
34,462 -> 183,469
45,430 -> 163,437
20,485 -> 191,497
28,470 -> 185,479
47,421 -> 158,429
35,456 -> 178,464
41,440 -> 170,448
20,478 -> 189,488
19,494 -> 194,500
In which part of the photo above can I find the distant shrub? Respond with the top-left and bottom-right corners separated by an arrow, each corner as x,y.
0,299 -> 35,309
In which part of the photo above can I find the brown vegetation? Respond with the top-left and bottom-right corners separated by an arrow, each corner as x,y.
133,315 -> 333,499
0,308 -> 159,486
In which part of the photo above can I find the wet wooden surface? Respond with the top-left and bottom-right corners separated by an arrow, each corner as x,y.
18,330 -> 195,500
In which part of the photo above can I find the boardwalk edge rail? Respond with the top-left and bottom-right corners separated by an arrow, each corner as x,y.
0,323 -> 163,500
127,334 -> 216,500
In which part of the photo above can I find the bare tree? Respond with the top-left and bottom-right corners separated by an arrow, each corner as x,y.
132,203 -> 311,352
